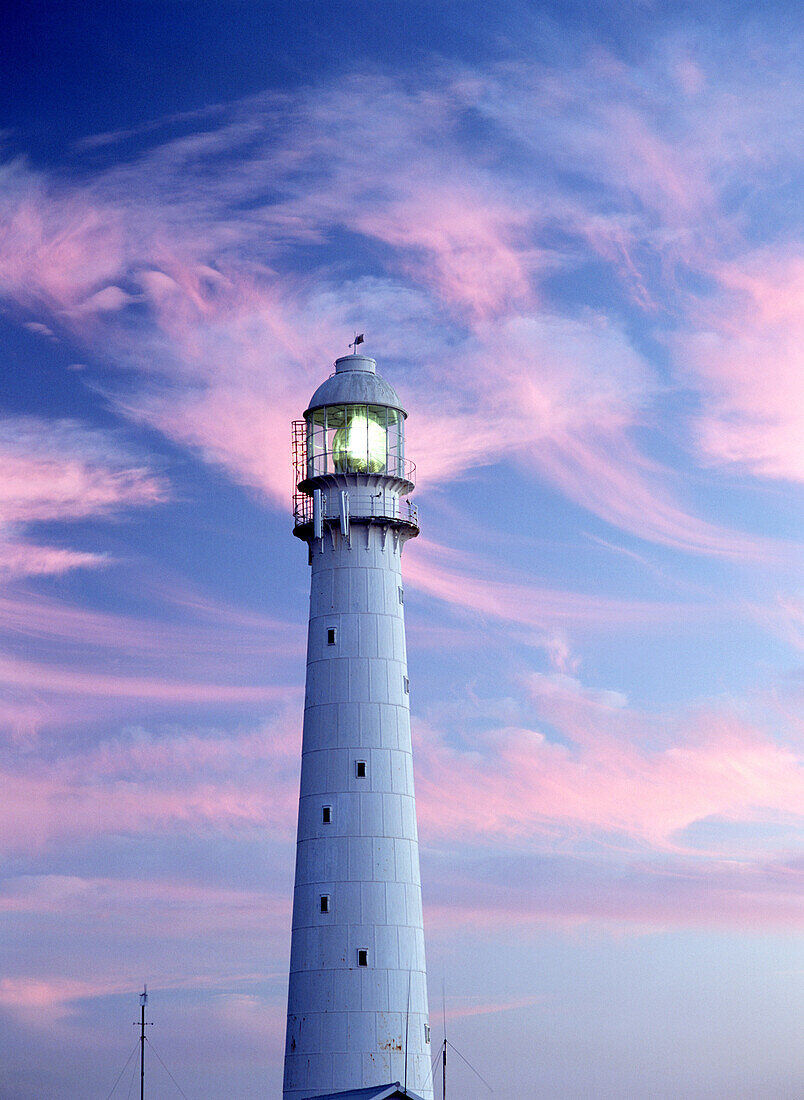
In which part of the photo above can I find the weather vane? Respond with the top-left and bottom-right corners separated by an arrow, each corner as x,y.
348,332 -> 364,352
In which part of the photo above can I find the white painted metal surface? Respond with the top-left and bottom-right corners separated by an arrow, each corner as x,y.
283,354 -> 432,1100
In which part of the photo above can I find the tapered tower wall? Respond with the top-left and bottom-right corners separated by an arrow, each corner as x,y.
283,353 -> 432,1100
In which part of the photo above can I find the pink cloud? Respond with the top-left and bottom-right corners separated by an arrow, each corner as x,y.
0,417 -> 166,523
0,541 -> 105,579
0,416 -> 167,579
0,587 -> 303,662
100,264 -> 772,559
424,855 -> 804,932
406,317 -> 783,558
0,873 -> 289,934
441,994 -> 546,1021
0,717 -> 300,855
0,770 -> 273,854
0,160 -> 127,312
475,45 -> 800,242
677,251 -> 804,484
353,182 -> 535,320
0,54 -> 799,561
414,677 -> 803,852
405,539 -> 709,629
0,977 -> 123,1027
531,430 -> 780,559
0,583 -> 304,740
103,271 -> 353,504
0,699 -> 66,744
407,310 -> 652,483
764,595 -> 804,652
446,61 -> 716,275
0,920 -> 289,1027
0,651 -> 298,704
590,100 -> 715,224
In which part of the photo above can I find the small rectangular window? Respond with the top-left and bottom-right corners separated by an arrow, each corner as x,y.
424,1024 -> 431,1044
357,948 -> 368,967
320,895 -> 330,913
322,805 -> 332,824
355,760 -> 367,779
398,586 -> 404,604
403,676 -> 410,694
327,627 -> 337,645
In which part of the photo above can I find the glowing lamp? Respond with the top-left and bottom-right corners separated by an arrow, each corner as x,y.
332,413 -> 386,473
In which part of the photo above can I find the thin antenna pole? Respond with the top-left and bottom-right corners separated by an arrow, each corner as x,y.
442,979 -> 447,1100
139,985 -> 147,1100
404,970 -> 411,1093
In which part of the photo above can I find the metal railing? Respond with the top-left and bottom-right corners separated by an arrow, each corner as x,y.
299,450 -> 416,482
292,490 -> 419,531
292,421 -> 417,529
293,489 -> 314,529
291,421 -> 415,482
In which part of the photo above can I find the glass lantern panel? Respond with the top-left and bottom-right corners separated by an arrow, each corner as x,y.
367,406 -> 389,473
325,406 -> 346,471
386,407 -> 403,476
307,408 -> 326,477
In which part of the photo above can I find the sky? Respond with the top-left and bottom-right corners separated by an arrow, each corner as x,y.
1,1 -> 802,1096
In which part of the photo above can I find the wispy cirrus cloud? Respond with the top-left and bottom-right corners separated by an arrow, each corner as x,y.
0,924 -> 287,1028
0,873 -> 289,933
0,583 -> 304,742
0,417 -> 165,522
0,714 -> 300,855
2,14 -> 801,1097
0,651 -> 297,704
0,42 -> 799,558
677,251 -> 804,485
0,976 -> 123,1028
0,588 -> 303,665
405,539 -> 711,629
424,850 -> 804,932
0,415 -> 167,579
414,672 -> 803,853
0,541 -> 105,578
440,994 -> 546,1021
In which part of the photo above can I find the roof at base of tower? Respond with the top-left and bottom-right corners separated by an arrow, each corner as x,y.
301,1085 -> 426,1100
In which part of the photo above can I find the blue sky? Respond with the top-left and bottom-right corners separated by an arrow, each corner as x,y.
1,2 -> 802,1097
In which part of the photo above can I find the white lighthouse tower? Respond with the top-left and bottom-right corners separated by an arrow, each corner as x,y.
283,350 -> 432,1100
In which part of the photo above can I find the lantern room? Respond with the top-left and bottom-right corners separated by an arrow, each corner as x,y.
305,403 -> 404,477
300,353 -> 411,483
292,352 -> 417,534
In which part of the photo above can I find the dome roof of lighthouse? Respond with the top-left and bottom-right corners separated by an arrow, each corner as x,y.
306,354 -> 405,416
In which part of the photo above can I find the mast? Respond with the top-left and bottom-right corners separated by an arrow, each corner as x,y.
139,985 -> 147,1100
442,981 -> 447,1100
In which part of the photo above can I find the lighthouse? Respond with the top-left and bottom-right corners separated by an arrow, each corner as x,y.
283,351 -> 432,1100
